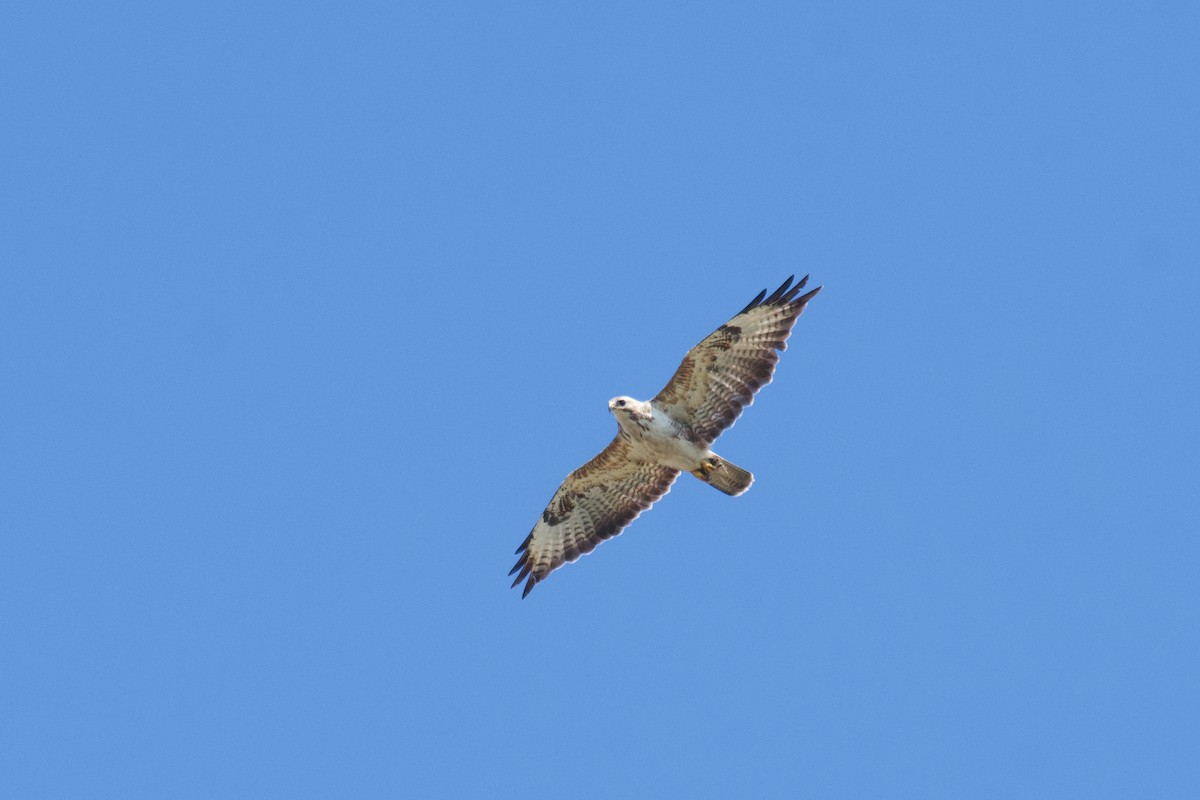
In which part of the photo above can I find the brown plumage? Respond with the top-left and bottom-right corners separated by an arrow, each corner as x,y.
511,275 -> 821,598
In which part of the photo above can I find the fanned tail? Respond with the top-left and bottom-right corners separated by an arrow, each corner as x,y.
691,456 -> 754,496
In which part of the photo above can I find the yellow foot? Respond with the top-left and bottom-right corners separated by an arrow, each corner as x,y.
691,458 -> 721,481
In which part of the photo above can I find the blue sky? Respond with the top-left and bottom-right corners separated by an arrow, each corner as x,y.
2,2 -> 1198,797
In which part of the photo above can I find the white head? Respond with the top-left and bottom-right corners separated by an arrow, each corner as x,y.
608,396 -> 651,423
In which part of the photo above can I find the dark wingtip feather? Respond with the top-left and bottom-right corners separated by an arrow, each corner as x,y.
794,284 -> 822,308
510,556 -> 532,583
764,275 -> 795,304
521,576 -> 536,598
780,274 -> 810,303
514,532 -> 532,555
737,288 -> 768,315
739,275 -> 818,315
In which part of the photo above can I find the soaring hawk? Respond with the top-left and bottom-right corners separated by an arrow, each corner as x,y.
510,275 -> 821,597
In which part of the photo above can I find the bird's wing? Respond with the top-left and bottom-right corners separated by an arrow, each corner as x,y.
653,275 -> 821,445
510,436 -> 679,598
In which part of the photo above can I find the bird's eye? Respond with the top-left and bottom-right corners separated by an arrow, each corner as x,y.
616,399 -> 626,407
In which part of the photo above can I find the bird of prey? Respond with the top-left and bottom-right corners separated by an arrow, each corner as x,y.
510,275 -> 821,597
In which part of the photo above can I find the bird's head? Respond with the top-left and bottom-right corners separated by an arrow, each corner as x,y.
608,396 -> 650,421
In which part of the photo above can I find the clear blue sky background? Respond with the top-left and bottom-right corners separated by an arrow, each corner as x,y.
2,2 -> 1198,798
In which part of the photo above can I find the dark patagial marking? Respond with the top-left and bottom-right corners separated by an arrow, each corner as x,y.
542,491 -> 577,526
707,324 -> 742,351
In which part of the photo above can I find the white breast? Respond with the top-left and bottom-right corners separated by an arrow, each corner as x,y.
625,407 -> 707,471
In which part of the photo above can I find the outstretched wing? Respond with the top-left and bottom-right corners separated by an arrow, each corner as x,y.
510,436 -> 679,598
654,275 -> 821,445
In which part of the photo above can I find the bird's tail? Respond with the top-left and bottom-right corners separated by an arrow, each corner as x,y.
691,455 -> 754,496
